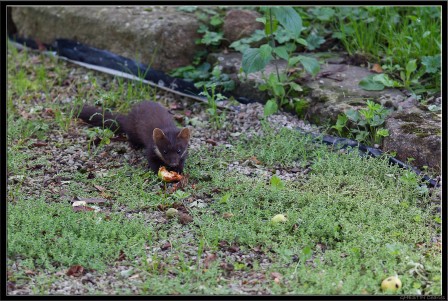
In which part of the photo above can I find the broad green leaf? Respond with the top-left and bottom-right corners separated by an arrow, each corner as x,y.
372,74 -> 395,87
264,99 -> 278,116
421,55 -> 441,74
376,128 -> 389,137
267,74 -> 285,97
288,56 -> 301,66
288,82 -> 302,92
210,15 -> 223,26
273,46 -> 289,60
311,7 -> 335,21
306,33 -> 325,51
201,31 -> 223,46
345,109 -> 360,122
219,193 -> 231,204
296,38 -> 308,46
242,45 -> 273,74
332,114 -> 348,132
284,42 -> 297,52
406,59 -> 417,74
270,175 -> 285,189
370,115 -> 384,127
274,28 -> 296,43
359,75 -> 384,91
255,17 -> 267,24
297,55 -> 320,77
271,7 -> 303,38
355,131 -> 369,142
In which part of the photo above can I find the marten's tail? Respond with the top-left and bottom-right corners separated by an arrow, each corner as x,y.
78,105 -> 126,133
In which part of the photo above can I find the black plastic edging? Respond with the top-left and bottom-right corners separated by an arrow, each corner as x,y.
8,35 -> 440,188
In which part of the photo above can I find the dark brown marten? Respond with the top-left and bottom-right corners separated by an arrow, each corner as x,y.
78,101 -> 190,174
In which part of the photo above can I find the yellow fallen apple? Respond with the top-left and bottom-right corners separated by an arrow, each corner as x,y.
381,276 -> 402,292
271,214 -> 287,223
158,166 -> 183,182
166,208 -> 179,218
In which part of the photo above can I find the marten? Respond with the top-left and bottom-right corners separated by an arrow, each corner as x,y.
78,101 -> 190,174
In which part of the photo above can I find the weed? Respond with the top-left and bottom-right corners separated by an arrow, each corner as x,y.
240,7 -> 320,115
332,99 -> 391,145
199,83 -> 227,130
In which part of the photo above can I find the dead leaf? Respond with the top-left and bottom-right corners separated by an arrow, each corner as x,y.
220,262 -> 234,273
249,156 -> 261,164
72,206 -> 95,212
7,281 -> 16,291
228,244 -> 239,253
100,191 -> 112,199
178,212 -> 193,225
218,241 -> 229,248
24,270 -> 36,276
94,184 -> 106,192
43,108 -> 55,117
32,141 -> 48,147
371,63 -> 383,73
223,212 -> 233,219
19,110 -> 31,119
66,265 -> 84,277
161,242 -> 172,251
252,245 -> 262,253
204,253 -> 218,269
206,139 -> 218,146
271,272 -> 283,280
117,250 -> 126,261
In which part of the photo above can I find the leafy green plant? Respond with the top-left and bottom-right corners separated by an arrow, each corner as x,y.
332,100 -> 391,145
199,83 -> 227,130
195,65 -> 235,92
170,7 -> 234,93
84,101 -> 118,155
240,7 -> 320,116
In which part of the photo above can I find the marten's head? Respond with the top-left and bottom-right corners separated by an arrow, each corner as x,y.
153,127 -> 190,168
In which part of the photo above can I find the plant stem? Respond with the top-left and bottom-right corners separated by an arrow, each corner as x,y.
268,8 -> 281,82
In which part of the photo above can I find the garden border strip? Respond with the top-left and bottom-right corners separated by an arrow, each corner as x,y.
8,35 -> 440,188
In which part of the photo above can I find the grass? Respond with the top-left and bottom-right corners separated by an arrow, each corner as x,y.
8,198 -> 149,271
6,39 -> 441,295
331,6 -> 441,92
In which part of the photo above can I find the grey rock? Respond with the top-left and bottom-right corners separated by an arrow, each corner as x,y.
11,6 -> 202,71
222,9 -> 264,44
383,107 -> 441,172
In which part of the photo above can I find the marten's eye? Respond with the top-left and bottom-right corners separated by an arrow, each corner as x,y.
163,150 -> 167,155
177,149 -> 181,154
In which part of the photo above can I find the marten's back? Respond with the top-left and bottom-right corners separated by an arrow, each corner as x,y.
124,101 -> 177,148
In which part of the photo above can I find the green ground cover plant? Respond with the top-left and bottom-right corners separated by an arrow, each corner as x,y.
6,24 -> 441,296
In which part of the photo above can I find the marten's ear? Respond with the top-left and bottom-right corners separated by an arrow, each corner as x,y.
153,128 -> 166,141
177,128 -> 190,141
